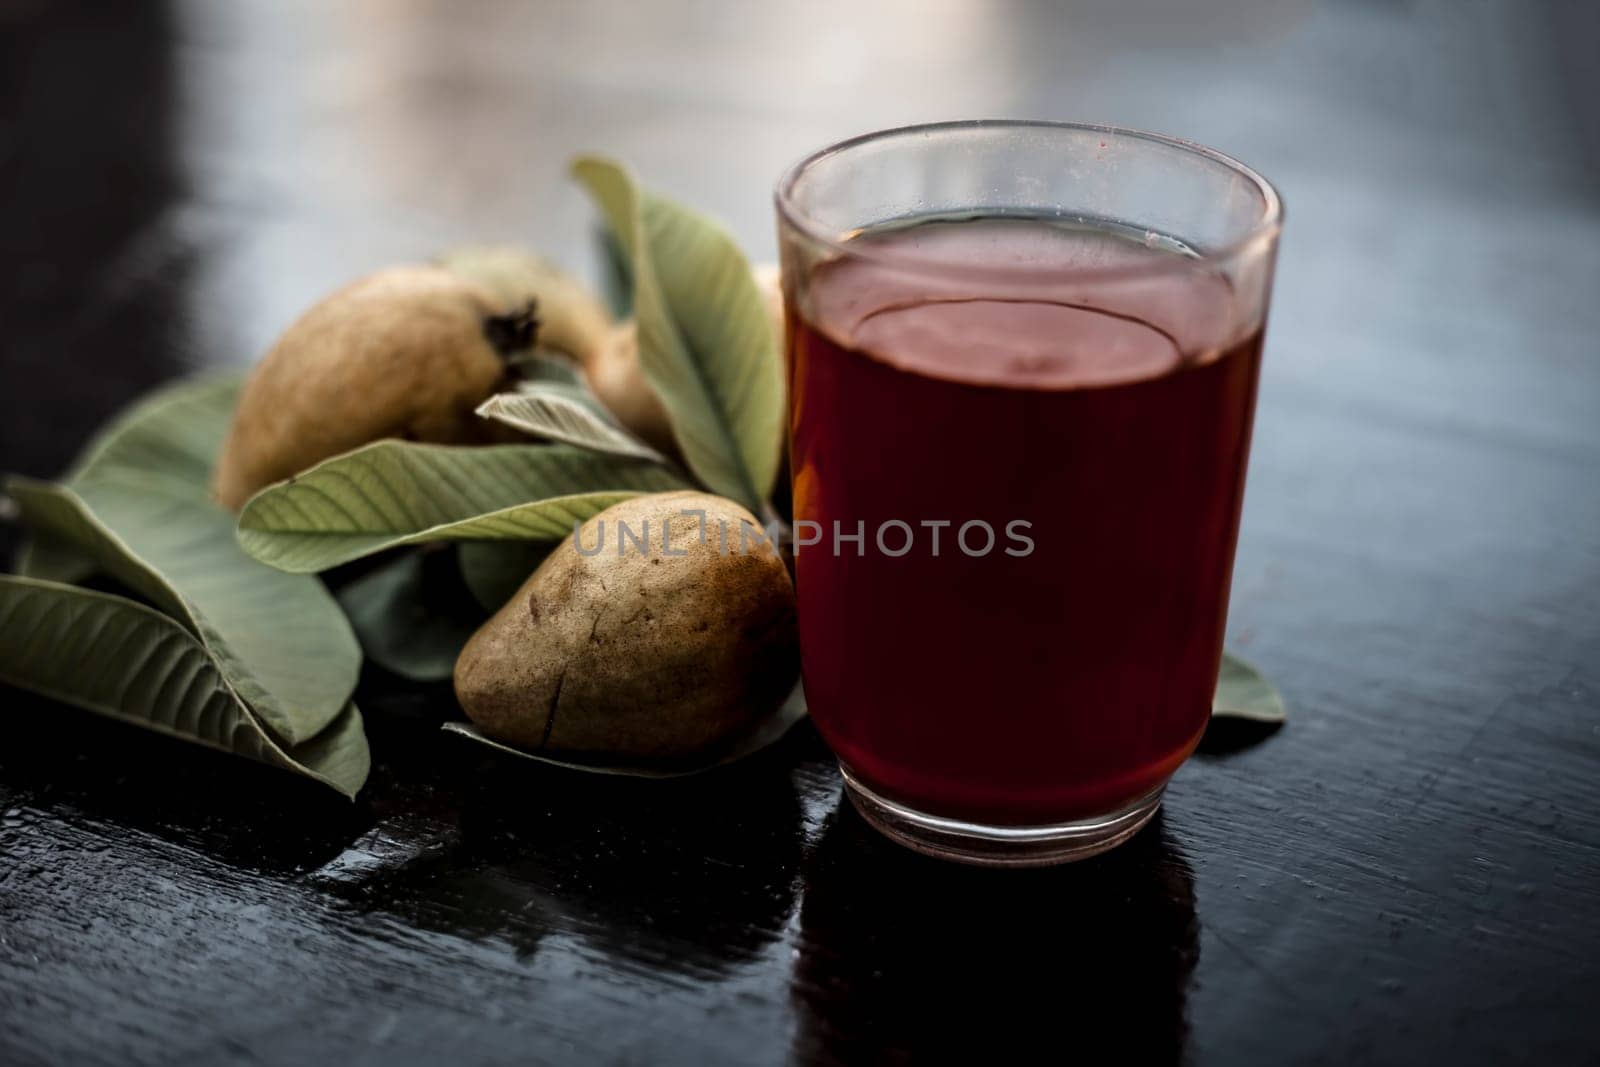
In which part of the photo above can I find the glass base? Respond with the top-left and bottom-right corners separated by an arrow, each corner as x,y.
839,764 -> 1165,868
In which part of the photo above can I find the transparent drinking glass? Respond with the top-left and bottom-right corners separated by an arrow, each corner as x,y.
776,121 -> 1282,866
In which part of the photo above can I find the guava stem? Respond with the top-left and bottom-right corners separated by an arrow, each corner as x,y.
484,301 -> 540,358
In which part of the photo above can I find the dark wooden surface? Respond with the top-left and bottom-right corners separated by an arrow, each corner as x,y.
3,2 -> 1599,1063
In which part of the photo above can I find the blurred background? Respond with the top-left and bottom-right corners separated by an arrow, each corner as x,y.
4,1 -> 1597,419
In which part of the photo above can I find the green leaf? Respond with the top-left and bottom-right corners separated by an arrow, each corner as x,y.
237,441 -> 688,574
14,533 -> 97,585
442,682 -> 809,778
594,225 -> 634,319
6,372 -> 360,748
509,349 -> 588,387
505,371 -> 624,431
8,476 -> 361,746
0,575 -> 369,798
14,374 -> 248,585
457,541 -> 554,612
476,388 -> 665,462
571,156 -> 783,514
1213,652 -> 1287,723
67,374 -> 243,497
337,551 -> 483,683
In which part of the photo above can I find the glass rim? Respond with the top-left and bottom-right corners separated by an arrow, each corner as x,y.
775,119 -> 1283,282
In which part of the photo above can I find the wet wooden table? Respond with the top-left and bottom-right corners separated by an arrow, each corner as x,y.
3,2 -> 1598,1063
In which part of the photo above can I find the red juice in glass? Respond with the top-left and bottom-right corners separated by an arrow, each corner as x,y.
777,123 -> 1280,865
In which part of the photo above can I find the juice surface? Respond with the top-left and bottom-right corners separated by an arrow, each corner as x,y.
788,217 -> 1263,825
